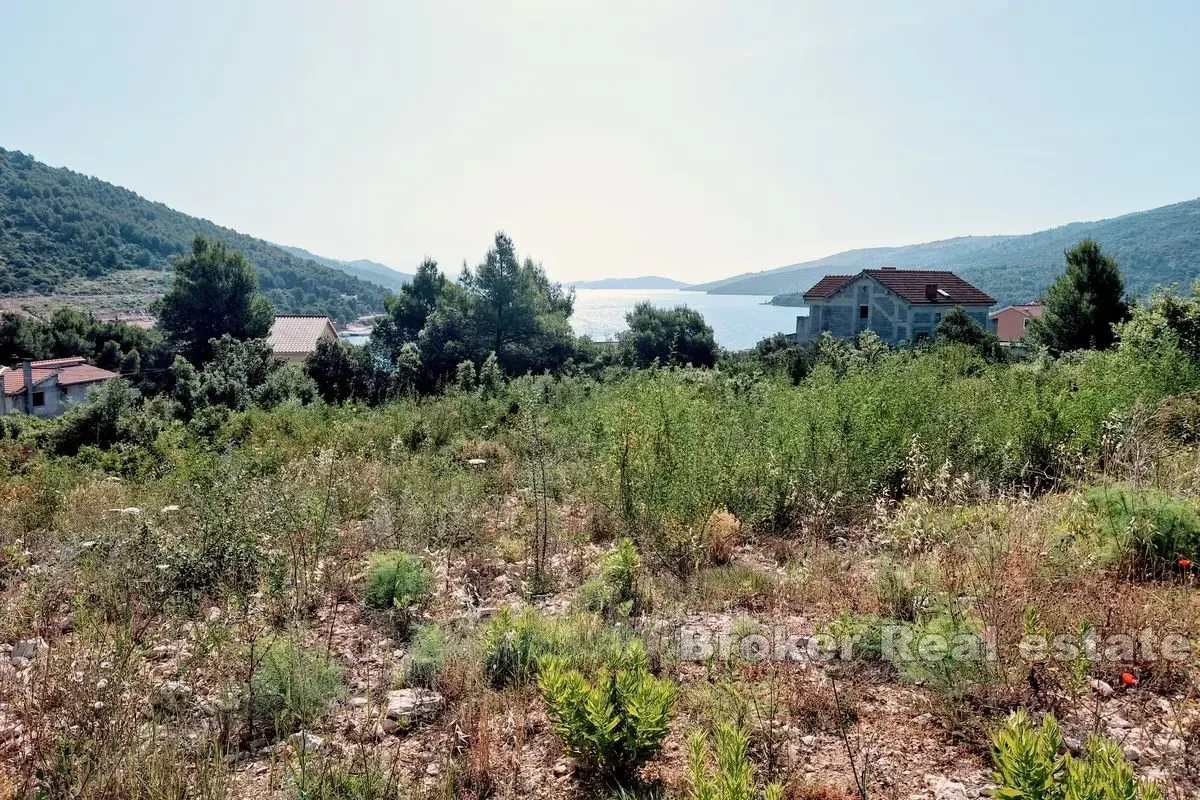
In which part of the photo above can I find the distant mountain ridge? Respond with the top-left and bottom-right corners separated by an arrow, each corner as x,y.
0,148 -> 388,322
695,199 -> 1200,307
568,276 -> 692,290
278,245 -> 412,292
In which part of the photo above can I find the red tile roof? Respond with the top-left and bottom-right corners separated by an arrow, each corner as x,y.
990,302 -> 1045,319
267,315 -> 338,356
2,357 -> 118,396
802,275 -> 854,299
802,268 -> 995,305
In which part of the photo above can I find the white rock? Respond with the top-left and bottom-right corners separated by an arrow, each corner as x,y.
926,776 -> 969,800
205,607 -> 222,623
288,732 -> 323,754
1089,678 -> 1114,698
160,505 -> 181,513
466,458 -> 487,469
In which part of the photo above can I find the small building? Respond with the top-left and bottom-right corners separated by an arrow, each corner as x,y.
1,357 -> 119,418
990,302 -> 1045,342
794,267 -> 995,346
267,315 -> 339,364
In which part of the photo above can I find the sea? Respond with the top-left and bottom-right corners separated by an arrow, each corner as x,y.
341,289 -> 804,352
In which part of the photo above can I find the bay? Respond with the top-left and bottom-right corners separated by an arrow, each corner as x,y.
341,289 -> 805,352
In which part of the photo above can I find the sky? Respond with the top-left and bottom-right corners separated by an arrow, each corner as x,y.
2,1 -> 1199,283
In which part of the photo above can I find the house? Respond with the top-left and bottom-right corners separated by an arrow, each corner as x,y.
267,315 -> 339,363
794,267 -> 995,346
990,302 -> 1045,342
1,357 -> 119,418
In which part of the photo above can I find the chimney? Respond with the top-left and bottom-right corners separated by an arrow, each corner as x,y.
23,361 -> 33,412
925,283 -> 938,302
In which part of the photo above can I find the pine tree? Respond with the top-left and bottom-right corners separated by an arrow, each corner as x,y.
1030,238 -> 1129,352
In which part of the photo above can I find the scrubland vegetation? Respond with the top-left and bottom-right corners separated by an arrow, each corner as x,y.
3,239 -> 1200,799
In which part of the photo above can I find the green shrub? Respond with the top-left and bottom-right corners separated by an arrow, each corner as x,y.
480,606 -> 644,689
991,710 -> 1161,800
364,551 -> 433,611
579,538 -> 646,616
403,624 -> 445,688
250,638 -> 344,738
687,724 -> 784,800
1086,484 -> 1200,577
481,605 -> 543,689
537,642 -> 674,780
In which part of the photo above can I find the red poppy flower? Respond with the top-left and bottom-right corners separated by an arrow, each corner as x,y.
1120,672 -> 1138,686
1180,558 -> 1193,568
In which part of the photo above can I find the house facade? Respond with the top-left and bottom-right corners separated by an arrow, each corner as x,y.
794,268 -> 995,347
990,302 -> 1045,342
267,315 -> 339,363
1,357 -> 119,418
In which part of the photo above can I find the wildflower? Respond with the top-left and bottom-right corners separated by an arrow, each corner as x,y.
1120,672 -> 1138,686
1179,558 -> 1192,568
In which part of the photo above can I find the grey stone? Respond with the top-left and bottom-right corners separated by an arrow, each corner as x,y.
1089,678 -> 1114,698
288,732 -> 323,754
384,688 -> 444,727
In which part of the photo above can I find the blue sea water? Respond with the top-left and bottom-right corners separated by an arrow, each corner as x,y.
341,289 -> 804,352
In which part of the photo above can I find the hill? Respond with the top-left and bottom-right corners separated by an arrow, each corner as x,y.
695,199 -> 1200,307
278,245 -> 411,293
568,276 -> 692,290
0,148 -> 388,322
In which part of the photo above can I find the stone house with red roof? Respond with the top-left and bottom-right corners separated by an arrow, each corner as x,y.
0,357 -> 119,418
794,267 -> 995,346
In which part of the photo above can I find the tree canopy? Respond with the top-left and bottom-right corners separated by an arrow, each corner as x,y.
370,232 -> 578,385
1030,238 -> 1129,352
156,236 -> 274,364
618,302 -> 718,368
934,305 -> 1003,360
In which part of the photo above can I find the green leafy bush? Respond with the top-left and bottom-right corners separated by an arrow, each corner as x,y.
1086,484 -> 1200,577
250,638 -> 344,738
537,642 -> 674,780
991,711 -> 1161,800
687,724 -> 784,800
364,551 -> 433,611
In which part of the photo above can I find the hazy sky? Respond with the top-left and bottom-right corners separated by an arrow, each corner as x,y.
3,1 -> 1199,282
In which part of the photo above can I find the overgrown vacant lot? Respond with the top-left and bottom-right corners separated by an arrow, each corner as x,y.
3,342 -> 1200,799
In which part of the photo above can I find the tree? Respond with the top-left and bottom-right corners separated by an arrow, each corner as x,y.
1030,238 -> 1129,352
934,306 -> 1004,361
305,338 -> 389,405
1118,280 -> 1200,360
157,235 -> 274,364
618,303 -> 717,368
370,258 -> 447,356
457,232 -> 576,375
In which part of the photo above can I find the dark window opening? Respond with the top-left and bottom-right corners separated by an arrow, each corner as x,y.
32,391 -> 45,407
859,305 -> 869,319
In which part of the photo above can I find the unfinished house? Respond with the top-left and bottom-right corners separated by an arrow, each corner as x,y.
794,268 -> 995,346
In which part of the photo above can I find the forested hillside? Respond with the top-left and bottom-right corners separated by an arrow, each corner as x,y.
278,245 -> 411,293
696,198 -> 1200,306
0,148 -> 388,322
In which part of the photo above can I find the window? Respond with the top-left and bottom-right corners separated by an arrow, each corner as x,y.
933,313 -> 942,322
859,305 -> 869,319
1023,318 -> 1031,329
31,391 -> 45,407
